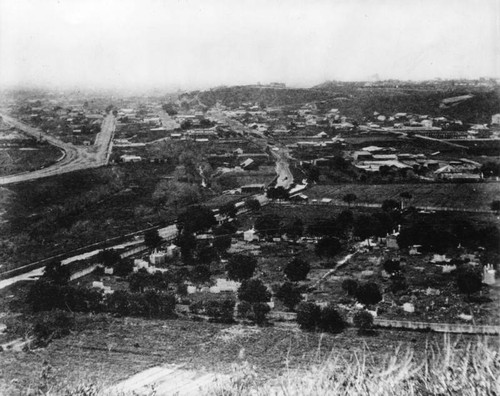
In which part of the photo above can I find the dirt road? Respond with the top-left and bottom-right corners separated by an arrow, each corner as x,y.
107,365 -> 225,395
0,113 -> 116,185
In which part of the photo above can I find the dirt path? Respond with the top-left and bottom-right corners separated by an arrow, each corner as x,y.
107,365 -> 225,395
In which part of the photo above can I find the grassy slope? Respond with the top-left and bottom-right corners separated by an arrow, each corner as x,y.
2,314 -> 497,395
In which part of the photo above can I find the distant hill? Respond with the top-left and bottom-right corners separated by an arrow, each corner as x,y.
187,83 -> 499,124
195,86 -> 333,109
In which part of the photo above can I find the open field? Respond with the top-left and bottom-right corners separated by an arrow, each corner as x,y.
306,183 -> 500,211
0,145 -> 63,176
1,314 -> 494,395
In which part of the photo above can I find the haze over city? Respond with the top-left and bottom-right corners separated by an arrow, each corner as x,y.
0,0 -> 499,92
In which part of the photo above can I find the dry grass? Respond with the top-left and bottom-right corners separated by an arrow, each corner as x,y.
209,335 -> 500,396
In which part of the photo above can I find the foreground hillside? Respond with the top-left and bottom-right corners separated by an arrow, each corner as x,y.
1,314 -> 498,395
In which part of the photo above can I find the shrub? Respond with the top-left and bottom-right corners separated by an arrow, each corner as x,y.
276,282 -> 303,310
318,304 -> 346,334
296,302 -> 321,331
32,310 -> 75,346
284,258 -> 310,282
205,299 -> 236,323
353,310 -> 374,335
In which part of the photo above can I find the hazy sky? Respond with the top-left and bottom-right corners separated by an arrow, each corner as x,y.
0,0 -> 498,91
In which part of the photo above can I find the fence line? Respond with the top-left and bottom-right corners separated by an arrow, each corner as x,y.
273,200 -> 495,214
373,318 -> 500,335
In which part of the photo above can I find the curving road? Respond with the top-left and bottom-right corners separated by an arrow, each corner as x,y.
0,113 -> 116,185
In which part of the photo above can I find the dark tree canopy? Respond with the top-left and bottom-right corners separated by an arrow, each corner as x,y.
276,282 -> 303,310
315,237 -> 342,257
43,261 -> 70,285
219,202 -> 237,218
285,218 -> 304,240
238,278 -> 271,303
383,259 -> 401,275
457,270 -> 482,296
382,199 -> 400,212
95,249 -> 121,268
353,310 -> 374,334
190,265 -> 212,284
266,186 -> 289,200
296,302 -> 321,331
284,258 -> 310,282
356,283 -> 382,306
226,254 -> 257,281
245,198 -> 261,211
342,193 -> 357,206
318,304 -> 346,334
177,205 -> 216,234
254,214 -> 282,238
144,229 -> 163,249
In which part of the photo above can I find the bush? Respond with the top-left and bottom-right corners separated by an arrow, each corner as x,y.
296,302 -> 321,331
32,310 -> 74,346
227,254 -> 257,281
356,283 -> 382,306
284,258 -> 310,282
237,301 -> 270,325
276,282 -> 303,310
342,279 -> 358,296
353,310 -> 374,335
318,305 -> 345,333
204,299 -> 236,323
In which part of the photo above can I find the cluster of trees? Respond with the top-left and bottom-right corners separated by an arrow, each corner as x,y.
26,261 -> 177,319
237,279 -> 272,325
189,299 -> 236,323
397,218 -> 500,253
296,302 -> 346,333
341,279 -> 383,306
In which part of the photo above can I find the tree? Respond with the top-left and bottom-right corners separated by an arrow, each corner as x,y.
190,265 -> 212,284
315,237 -> 342,257
177,205 -> 216,234
32,310 -> 74,347
342,279 -> 358,296
254,214 -> 282,238
220,202 -> 237,218
285,218 -> 304,241
266,186 -> 289,200
353,310 -> 374,335
238,279 -> 271,303
245,198 -> 261,211
175,232 -> 197,264
204,299 -> 235,323
356,283 -> 382,306
284,258 -> 310,282
213,225 -> 234,254
382,199 -> 400,212
43,261 -> 70,285
226,254 -> 257,281
319,304 -> 346,334
96,249 -> 121,268
196,245 -> 219,265
457,270 -> 482,296
296,302 -> 321,330
383,259 -> 400,275
400,192 -> 413,209
144,229 -> 163,250
342,193 -> 357,207
276,282 -> 303,310
491,200 -> 500,214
